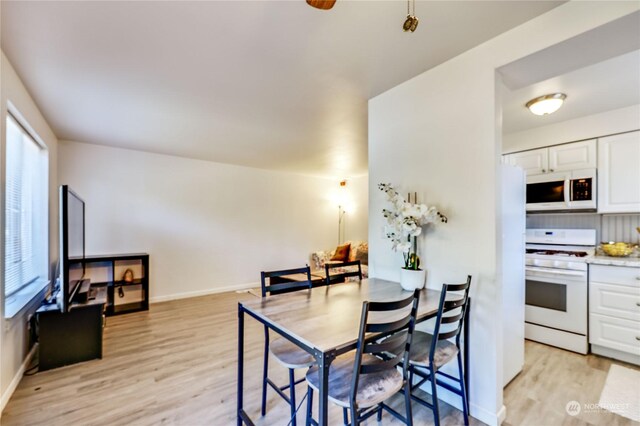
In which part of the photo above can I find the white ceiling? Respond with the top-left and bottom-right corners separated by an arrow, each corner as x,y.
502,50 -> 640,134
1,1 -> 563,177
500,11 -> 640,135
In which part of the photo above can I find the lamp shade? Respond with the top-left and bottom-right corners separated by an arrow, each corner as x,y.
526,93 -> 566,116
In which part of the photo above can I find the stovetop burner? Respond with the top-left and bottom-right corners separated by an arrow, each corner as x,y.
525,249 -> 588,257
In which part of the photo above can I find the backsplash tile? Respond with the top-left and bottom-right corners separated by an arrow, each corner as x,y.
526,213 -> 640,244
602,214 -> 640,244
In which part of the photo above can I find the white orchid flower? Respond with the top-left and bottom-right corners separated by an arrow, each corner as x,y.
379,183 -> 447,258
410,227 -> 422,237
397,241 -> 411,253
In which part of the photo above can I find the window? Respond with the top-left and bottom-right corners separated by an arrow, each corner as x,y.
4,113 -> 48,316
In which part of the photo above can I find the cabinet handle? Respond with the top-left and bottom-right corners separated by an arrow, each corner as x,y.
636,336 -> 640,341
550,169 -> 554,172
542,169 -> 546,173
637,302 -> 640,307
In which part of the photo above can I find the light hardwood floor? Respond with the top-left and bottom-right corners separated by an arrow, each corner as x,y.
2,291 -> 473,425
503,340 -> 639,426
2,291 -> 636,425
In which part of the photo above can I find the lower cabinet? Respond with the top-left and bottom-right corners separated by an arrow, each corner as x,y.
590,313 -> 640,356
589,264 -> 640,365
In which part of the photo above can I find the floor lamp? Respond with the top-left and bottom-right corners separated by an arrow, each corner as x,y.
337,180 -> 347,245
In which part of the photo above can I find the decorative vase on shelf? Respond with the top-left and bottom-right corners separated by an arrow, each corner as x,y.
400,268 -> 426,291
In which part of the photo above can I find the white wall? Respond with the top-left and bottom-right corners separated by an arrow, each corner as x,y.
58,141 -> 368,301
0,51 -> 59,411
368,2 -> 639,425
503,104 -> 640,153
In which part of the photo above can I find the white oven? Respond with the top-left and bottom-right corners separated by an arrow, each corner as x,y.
526,169 -> 596,212
525,264 -> 587,335
524,229 -> 596,354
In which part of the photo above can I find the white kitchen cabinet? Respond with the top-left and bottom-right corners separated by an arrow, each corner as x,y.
548,140 -> 597,172
598,131 -> 640,213
504,140 -> 596,175
589,264 -> 640,365
505,148 -> 548,175
590,313 -> 640,356
590,282 -> 640,322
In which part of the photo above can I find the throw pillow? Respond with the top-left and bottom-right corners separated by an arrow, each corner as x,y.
354,243 -> 368,265
330,243 -> 351,262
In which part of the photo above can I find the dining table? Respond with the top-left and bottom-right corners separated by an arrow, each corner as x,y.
236,277 -> 470,426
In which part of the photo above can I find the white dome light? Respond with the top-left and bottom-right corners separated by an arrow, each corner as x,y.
526,93 -> 566,116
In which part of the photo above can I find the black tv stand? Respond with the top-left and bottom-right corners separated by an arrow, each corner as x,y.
36,284 -> 107,371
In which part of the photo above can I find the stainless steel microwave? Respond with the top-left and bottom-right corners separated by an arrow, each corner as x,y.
526,169 -> 596,212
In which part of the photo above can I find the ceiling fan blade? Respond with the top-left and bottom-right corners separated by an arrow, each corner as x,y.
306,0 -> 336,10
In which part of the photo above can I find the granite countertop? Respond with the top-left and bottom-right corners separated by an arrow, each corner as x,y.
586,255 -> 640,268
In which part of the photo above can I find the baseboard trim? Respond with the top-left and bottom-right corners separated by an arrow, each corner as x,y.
149,281 -> 259,304
471,402 -> 503,426
497,404 -> 507,425
591,344 -> 640,366
1,344 -> 37,415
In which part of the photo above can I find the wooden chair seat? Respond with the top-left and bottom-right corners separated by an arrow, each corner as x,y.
305,353 -> 403,409
408,331 -> 459,369
270,338 -> 316,369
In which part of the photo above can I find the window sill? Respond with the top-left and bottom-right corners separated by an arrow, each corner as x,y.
4,279 -> 49,319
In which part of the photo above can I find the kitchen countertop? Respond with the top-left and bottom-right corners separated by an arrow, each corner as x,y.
586,255 -> 640,268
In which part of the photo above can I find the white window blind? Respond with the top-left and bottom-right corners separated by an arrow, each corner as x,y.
4,114 -> 48,298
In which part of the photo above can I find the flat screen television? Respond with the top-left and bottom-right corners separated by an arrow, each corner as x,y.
58,185 -> 85,313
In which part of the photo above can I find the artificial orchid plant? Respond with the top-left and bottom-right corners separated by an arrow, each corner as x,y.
379,183 -> 448,270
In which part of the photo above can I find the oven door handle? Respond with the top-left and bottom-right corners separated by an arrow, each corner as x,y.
564,179 -> 571,205
525,266 -> 586,277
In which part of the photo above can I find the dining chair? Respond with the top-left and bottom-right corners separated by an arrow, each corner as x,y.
260,266 -> 317,426
324,260 -> 362,285
304,289 -> 421,426
408,275 -> 472,426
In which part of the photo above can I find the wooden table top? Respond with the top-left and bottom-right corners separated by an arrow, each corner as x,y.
240,278 -> 442,354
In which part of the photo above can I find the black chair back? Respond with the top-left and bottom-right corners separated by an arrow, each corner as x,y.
430,275 -> 472,363
350,289 -> 420,407
260,266 -> 313,297
324,260 -> 362,285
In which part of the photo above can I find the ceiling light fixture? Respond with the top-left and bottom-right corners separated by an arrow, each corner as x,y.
403,0 -> 419,32
526,93 -> 567,116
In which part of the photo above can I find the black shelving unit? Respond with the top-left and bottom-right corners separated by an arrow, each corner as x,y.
74,253 -> 150,316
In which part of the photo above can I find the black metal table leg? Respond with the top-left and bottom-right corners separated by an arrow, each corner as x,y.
238,304 -> 245,426
317,351 -> 333,426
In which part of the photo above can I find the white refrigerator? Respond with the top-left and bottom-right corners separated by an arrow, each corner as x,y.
500,164 -> 526,386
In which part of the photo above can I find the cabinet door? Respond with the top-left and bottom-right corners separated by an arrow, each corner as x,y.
598,131 -> 640,213
590,281 -> 640,322
507,148 -> 548,175
548,140 -> 596,172
589,313 -> 640,356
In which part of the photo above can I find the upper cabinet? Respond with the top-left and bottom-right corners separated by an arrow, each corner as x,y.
548,140 -> 597,172
504,148 -> 547,175
504,140 -> 596,175
598,131 -> 640,214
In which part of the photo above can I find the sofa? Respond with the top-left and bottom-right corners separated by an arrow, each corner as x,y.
310,241 -> 368,281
